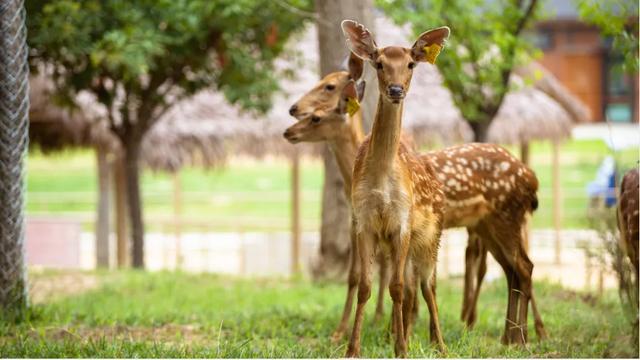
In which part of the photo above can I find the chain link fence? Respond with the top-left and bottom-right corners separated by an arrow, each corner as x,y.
0,0 -> 29,321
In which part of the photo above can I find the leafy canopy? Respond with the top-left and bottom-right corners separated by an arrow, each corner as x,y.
379,0 -> 539,130
26,0 -> 312,119
576,0 -> 639,74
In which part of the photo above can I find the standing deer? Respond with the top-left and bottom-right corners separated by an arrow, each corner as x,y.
285,51 -> 546,347
618,167 -> 639,279
340,19 -> 450,357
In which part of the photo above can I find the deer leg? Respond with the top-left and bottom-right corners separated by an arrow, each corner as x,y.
427,268 -> 437,343
332,226 -> 360,342
389,232 -> 410,358
346,232 -> 374,358
462,228 -> 480,324
466,244 -> 488,329
402,260 -> 416,340
420,265 -> 446,354
513,250 -> 534,345
374,252 -> 389,323
503,267 -> 520,345
413,269 -> 420,329
530,290 -> 548,340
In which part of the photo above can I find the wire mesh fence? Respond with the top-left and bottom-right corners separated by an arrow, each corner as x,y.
0,0 -> 29,321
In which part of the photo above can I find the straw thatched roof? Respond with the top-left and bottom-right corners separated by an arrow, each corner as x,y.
29,73 -> 116,152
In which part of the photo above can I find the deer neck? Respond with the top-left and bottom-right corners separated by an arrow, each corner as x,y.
366,96 -> 403,176
328,110 -> 364,194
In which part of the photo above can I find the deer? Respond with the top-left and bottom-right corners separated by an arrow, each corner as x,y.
338,20 -> 452,357
617,167 -> 639,280
285,44 -> 547,348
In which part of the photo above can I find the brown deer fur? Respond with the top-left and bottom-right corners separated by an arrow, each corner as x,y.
341,20 -> 450,357
285,55 -> 546,350
618,168 -> 639,279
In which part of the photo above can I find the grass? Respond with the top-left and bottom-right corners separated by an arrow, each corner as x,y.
26,139 -> 638,231
0,271 -> 637,358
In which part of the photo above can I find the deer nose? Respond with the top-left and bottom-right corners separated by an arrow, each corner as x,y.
289,104 -> 298,116
388,85 -> 404,98
283,129 -> 292,139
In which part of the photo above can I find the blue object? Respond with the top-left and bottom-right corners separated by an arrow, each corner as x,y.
586,156 -> 617,207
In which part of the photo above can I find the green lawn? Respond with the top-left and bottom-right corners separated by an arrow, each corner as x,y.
0,271 -> 636,357
26,139 -> 638,231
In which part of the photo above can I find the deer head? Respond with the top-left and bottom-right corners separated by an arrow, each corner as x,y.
341,20 -> 449,104
284,52 -> 365,143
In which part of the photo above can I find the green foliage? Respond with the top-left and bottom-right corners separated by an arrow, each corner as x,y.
576,0 -> 639,74
0,271 -> 637,357
26,0 -> 312,115
378,0 -> 540,138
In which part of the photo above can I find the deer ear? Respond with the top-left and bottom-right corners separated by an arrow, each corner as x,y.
348,51 -> 364,81
338,80 -> 360,116
411,26 -> 450,64
341,20 -> 377,61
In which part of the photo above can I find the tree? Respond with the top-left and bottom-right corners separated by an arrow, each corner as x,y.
312,0 -> 375,280
0,0 -> 30,321
576,0 -> 639,74
26,0 -> 311,267
379,0 -> 539,142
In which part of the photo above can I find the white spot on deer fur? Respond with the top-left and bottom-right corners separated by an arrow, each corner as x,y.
471,161 -> 478,170
437,173 -> 446,182
443,165 -> 453,173
493,182 -> 499,190
447,178 -> 458,187
517,168 -> 524,176
446,160 -> 453,166
499,161 -> 510,172
510,175 -> 516,184
465,168 -> 472,177
499,194 -> 506,201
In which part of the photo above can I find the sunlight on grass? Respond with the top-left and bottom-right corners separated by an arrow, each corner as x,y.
0,270 -> 636,358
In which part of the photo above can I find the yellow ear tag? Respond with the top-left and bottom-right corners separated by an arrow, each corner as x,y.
346,97 -> 360,116
423,43 -> 442,64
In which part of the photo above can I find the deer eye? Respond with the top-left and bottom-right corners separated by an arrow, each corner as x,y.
311,115 -> 321,123
376,62 -> 383,70
325,84 -> 335,91
408,62 -> 416,69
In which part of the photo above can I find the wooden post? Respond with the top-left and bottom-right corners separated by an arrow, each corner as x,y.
552,140 -> 562,264
173,171 -> 183,270
95,146 -> 111,268
520,142 -> 531,252
291,150 -> 301,275
520,141 -> 530,166
114,154 -> 128,267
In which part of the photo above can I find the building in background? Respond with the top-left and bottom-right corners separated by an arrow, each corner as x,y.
534,1 -> 638,123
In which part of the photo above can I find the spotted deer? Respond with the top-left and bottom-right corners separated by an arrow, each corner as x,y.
285,49 -> 546,348
285,53 -> 395,341
617,168 -> 639,280
339,20 -> 452,357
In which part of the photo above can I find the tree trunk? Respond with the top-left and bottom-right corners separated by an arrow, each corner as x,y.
114,153 -> 129,267
95,146 -> 111,268
469,119 -> 491,143
313,0 -> 375,280
123,139 -> 145,268
291,150 -> 301,275
0,0 -> 29,321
